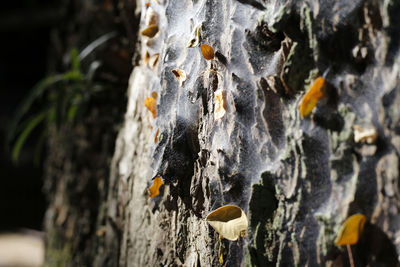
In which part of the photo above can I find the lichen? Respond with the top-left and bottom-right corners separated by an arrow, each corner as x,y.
300,4 -> 318,62
315,214 -> 337,258
330,104 -> 356,153
268,4 -> 292,33
281,42 -> 314,92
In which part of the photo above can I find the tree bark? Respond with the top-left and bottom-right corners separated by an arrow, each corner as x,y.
45,0 -> 400,266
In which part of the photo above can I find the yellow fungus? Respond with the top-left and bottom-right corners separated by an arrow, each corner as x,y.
335,214 -> 367,246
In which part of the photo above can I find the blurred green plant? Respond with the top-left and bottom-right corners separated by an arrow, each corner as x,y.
8,48 -> 103,165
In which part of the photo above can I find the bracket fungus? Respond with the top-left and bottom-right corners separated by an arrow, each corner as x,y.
148,176 -> 163,198
206,205 -> 248,241
335,214 -> 367,246
171,68 -> 187,87
214,89 -> 226,120
299,76 -> 325,118
144,52 -> 160,69
187,24 -> 202,48
201,44 -> 215,60
141,24 -> 159,38
154,128 -> 159,143
145,95 -> 157,118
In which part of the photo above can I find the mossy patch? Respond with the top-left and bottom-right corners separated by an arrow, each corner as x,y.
44,231 -> 72,267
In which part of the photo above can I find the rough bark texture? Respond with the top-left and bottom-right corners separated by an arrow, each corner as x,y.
45,0 -> 400,266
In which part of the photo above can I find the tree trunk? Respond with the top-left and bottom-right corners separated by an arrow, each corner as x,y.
44,0 -> 400,266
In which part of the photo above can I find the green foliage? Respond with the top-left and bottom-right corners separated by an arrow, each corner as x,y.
11,112 -> 46,163
9,48 -> 101,164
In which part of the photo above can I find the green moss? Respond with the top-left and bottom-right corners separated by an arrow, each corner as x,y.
44,231 -> 72,267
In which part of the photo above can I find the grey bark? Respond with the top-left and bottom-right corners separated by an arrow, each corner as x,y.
44,0 -> 400,266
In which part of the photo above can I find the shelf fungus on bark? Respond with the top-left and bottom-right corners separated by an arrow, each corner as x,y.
148,176 -> 163,198
144,51 -> 160,69
206,205 -> 248,241
154,128 -> 159,143
201,44 -> 215,60
299,76 -> 326,118
145,94 -> 157,118
171,68 -> 187,87
353,125 -> 378,144
141,24 -> 159,38
187,24 -> 202,48
335,214 -> 367,246
214,89 -> 226,120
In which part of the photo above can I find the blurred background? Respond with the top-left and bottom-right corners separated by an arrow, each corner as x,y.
0,0 -> 136,265
0,0 -> 50,233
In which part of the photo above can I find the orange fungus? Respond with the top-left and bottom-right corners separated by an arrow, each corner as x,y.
148,176 -> 163,198
145,97 -> 157,118
201,44 -> 215,60
335,214 -> 367,246
299,76 -> 325,118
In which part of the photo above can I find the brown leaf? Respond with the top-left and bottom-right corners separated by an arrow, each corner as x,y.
148,176 -> 163,198
201,44 -> 215,60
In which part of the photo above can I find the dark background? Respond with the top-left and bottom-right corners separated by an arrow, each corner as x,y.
0,0 -> 134,232
0,0 -> 55,231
